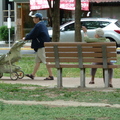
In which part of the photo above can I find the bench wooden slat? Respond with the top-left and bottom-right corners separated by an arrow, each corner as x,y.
47,64 -> 120,68
45,42 -> 116,46
46,52 -> 116,57
46,58 -> 117,63
45,47 -> 116,53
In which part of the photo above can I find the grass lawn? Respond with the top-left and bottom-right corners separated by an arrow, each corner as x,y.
13,54 -> 120,78
0,83 -> 120,120
0,83 -> 120,104
0,103 -> 120,120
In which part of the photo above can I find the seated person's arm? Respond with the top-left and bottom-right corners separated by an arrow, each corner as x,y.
84,36 -> 99,43
82,26 -> 99,43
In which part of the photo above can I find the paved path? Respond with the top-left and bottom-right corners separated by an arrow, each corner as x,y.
0,77 -> 120,88
1,99 -> 120,108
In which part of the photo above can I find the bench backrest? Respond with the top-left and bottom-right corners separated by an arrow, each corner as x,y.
44,42 -> 118,69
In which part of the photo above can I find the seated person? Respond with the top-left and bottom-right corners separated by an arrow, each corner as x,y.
82,26 -> 113,87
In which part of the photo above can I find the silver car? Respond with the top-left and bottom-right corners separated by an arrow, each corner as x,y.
48,18 -> 120,47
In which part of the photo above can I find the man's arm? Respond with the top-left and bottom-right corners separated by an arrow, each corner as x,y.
23,27 -> 38,41
25,25 -> 39,40
23,23 -> 41,41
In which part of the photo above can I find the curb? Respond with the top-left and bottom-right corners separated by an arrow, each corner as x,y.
0,47 -> 32,50
0,47 -> 120,51
1,77 -> 120,88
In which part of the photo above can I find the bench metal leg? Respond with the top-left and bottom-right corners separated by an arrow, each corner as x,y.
103,69 -> 109,87
57,68 -> 62,88
80,68 -> 85,88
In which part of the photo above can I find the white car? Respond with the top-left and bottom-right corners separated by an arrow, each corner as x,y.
48,18 -> 120,47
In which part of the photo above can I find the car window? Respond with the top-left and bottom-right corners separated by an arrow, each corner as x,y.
100,21 -> 110,28
83,21 -> 100,29
64,23 -> 75,31
115,21 -> 120,28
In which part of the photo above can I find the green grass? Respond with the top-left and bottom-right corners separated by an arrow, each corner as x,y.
0,83 -> 120,104
0,83 -> 120,120
0,103 -> 120,120
13,54 -> 120,78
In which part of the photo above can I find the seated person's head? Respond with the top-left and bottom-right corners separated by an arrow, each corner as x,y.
95,28 -> 104,38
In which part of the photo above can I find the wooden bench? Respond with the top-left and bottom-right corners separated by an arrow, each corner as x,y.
44,42 -> 120,88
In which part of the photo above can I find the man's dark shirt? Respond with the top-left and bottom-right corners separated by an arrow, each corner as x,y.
25,21 -> 50,51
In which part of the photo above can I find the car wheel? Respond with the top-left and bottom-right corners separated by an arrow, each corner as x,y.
106,38 -> 118,47
107,38 -> 115,42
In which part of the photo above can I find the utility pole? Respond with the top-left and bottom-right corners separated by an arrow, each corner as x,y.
7,4 -> 11,48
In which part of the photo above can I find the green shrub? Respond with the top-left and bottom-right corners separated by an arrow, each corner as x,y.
0,26 -> 14,41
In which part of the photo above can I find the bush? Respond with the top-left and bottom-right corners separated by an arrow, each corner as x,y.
0,26 -> 14,41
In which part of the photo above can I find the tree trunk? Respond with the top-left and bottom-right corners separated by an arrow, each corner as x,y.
52,0 -> 60,42
75,0 -> 82,42
47,0 -> 53,26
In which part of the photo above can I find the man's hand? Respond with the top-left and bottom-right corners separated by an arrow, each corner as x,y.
22,37 -> 25,40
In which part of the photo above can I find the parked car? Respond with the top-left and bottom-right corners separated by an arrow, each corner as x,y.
48,18 -> 120,47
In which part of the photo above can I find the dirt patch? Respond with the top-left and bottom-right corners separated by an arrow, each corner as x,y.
0,99 -> 120,108
20,86 -> 38,90
45,92 -> 59,98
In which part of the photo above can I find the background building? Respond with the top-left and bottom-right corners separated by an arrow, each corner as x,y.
0,0 -> 14,27
90,0 -> 120,21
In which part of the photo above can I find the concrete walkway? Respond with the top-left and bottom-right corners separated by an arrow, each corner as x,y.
0,77 -> 120,88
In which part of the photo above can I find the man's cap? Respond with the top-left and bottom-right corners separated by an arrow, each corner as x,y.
95,28 -> 104,37
31,13 -> 43,20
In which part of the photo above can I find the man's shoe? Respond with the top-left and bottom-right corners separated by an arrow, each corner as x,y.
26,74 -> 34,80
109,84 -> 113,88
44,76 -> 54,80
89,81 -> 95,84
